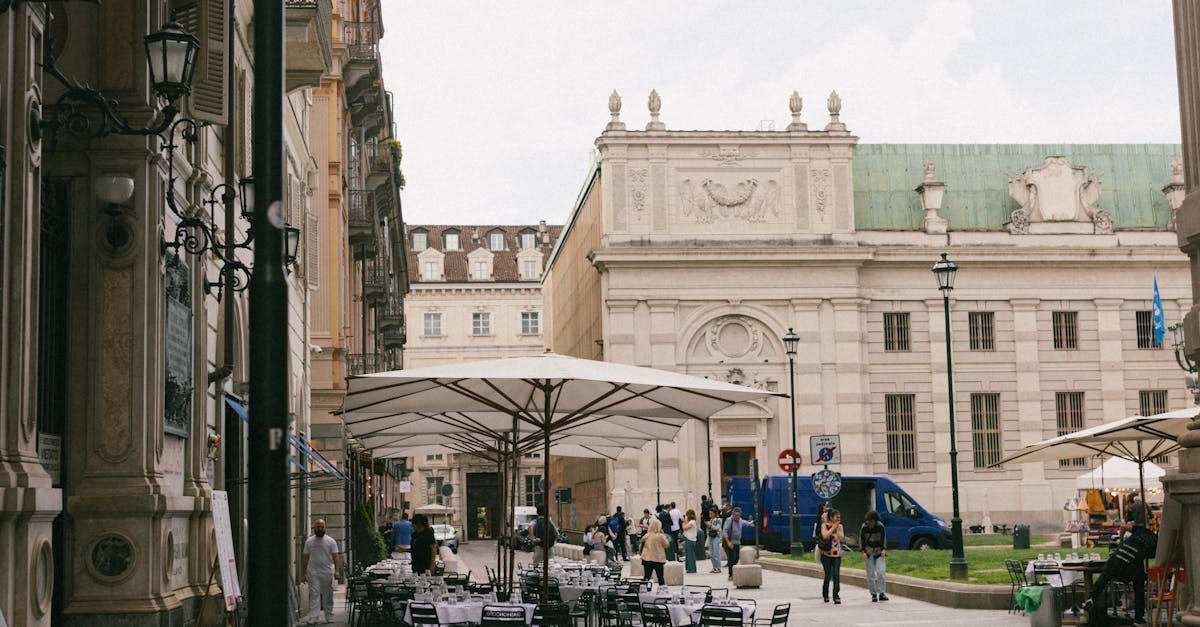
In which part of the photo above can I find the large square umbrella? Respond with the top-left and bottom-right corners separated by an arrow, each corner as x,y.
342,353 -> 784,589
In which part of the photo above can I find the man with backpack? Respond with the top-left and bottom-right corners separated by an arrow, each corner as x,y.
530,506 -> 558,564
610,507 -> 629,560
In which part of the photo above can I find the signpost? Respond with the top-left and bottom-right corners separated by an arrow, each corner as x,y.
812,468 -> 843,500
777,449 -> 801,473
809,435 -> 841,465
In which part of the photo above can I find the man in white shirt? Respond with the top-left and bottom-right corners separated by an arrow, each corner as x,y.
669,502 -> 683,560
301,519 -> 343,624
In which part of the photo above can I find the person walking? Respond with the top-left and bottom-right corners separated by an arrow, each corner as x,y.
722,507 -> 753,579
656,505 -> 676,562
391,513 -> 414,554
635,508 -> 652,550
682,509 -> 699,574
705,509 -> 723,573
301,518 -> 343,625
639,519 -> 670,585
410,514 -> 438,575
668,502 -> 683,559
611,507 -> 630,560
819,508 -> 845,604
530,506 -> 558,565
860,510 -> 888,602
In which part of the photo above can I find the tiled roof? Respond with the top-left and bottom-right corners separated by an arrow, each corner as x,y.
853,144 -> 1181,230
405,224 -> 563,283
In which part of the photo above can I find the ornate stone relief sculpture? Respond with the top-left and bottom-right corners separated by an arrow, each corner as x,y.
811,168 -> 831,221
629,168 -> 648,212
678,177 -> 780,223
698,145 -> 757,166
1006,156 -> 1113,234
721,367 -> 777,392
707,316 -> 763,359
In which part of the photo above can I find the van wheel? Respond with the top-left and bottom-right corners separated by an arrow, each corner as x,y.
911,537 -> 936,550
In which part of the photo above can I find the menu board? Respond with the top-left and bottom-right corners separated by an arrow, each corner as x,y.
211,491 -> 242,610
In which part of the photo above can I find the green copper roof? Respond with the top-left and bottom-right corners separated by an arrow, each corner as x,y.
853,144 -> 1181,231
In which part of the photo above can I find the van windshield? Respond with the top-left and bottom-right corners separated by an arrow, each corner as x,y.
884,491 -> 917,516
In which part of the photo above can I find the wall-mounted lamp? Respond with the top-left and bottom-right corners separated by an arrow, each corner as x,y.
284,223 -> 301,270
93,175 -> 135,249
39,17 -> 199,143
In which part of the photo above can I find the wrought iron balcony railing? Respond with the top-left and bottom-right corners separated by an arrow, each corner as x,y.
344,21 -> 380,62
346,353 -> 383,376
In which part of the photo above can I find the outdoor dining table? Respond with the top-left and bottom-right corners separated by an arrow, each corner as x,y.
403,601 -> 537,625
636,593 -> 755,626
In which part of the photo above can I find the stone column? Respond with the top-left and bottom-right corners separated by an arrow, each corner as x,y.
0,5 -> 61,625
1168,4 -> 1200,622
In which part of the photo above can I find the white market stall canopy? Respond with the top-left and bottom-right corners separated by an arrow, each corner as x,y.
1075,457 -> 1166,493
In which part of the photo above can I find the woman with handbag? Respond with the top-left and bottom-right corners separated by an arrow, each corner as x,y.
705,509 -> 723,573
819,508 -> 845,604
639,519 -> 670,584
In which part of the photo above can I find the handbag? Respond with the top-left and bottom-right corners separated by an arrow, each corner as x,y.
817,529 -> 833,553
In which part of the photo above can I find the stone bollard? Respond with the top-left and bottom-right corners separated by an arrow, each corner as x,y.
731,564 -> 762,588
629,557 -> 644,578
739,546 -> 757,565
589,549 -> 607,564
664,561 -> 685,586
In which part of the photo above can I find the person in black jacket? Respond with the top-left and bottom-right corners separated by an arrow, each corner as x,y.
655,505 -> 676,561
859,510 -> 888,602
1085,524 -> 1156,625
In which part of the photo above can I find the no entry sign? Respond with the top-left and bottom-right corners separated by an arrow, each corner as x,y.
778,448 -> 801,473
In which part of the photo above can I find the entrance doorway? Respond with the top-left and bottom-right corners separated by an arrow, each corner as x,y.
719,447 -> 756,501
466,472 -> 500,540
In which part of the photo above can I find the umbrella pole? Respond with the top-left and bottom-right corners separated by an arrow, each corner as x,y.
508,416 -> 519,594
543,413 -> 551,602
496,442 -> 505,587
1138,441 -> 1147,517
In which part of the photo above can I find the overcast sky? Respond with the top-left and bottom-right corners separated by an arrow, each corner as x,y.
380,1 -> 1181,226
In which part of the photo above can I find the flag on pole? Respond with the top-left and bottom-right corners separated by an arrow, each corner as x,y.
1153,274 -> 1165,347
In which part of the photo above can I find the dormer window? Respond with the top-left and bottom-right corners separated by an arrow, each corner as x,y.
519,230 -> 537,250
468,248 -> 494,281
443,230 -> 461,250
489,231 -> 506,251
411,230 -> 428,251
474,260 -> 488,279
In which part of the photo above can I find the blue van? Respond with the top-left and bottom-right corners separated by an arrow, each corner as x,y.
727,475 -> 952,553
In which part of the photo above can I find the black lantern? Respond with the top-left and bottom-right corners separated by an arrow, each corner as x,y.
238,177 -> 256,222
932,252 -> 958,292
144,20 -> 201,103
782,327 -> 799,358
284,224 -> 301,268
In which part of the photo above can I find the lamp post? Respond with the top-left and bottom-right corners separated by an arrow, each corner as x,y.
1169,322 -> 1200,405
932,252 -> 968,580
781,328 -> 802,556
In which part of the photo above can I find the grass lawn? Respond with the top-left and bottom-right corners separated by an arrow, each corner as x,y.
962,534 -> 1053,547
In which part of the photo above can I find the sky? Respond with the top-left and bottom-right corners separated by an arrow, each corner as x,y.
379,1 -> 1181,226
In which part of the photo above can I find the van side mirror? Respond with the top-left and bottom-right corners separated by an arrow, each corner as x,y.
909,507 -> 919,518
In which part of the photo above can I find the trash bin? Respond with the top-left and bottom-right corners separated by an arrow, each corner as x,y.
1028,584 -> 1062,627
1013,523 -> 1031,549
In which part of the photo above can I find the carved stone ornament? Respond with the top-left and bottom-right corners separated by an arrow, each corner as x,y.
707,316 -> 763,359
606,90 -> 625,131
629,168 -> 648,212
923,156 -> 936,182
787,91 -> 807,131
721,367 -> 776,392
646,89 -> 665,131
679,177 -> 780,223
89,534 -> 135,583
811,168 -> 831,219
1006,156 -> 1112,234
698,146 -> 757,167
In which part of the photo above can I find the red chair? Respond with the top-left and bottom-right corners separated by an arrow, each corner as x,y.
1149,566 -> 1186,627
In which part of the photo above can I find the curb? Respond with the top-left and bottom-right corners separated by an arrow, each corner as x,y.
758,556 -> 1013,610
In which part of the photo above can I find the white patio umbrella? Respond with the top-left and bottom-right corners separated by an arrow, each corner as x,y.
992,406 -> 1198,504
342,352 -> 784,593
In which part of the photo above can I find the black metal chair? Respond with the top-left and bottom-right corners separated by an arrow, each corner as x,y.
482,604 -> 529,627
569,588 -> 597,627
1004,559 -> 1031,614
639,600 -> 672,627
752,603 -> 789,627
408,602 -> 442,627
697,605 -> 743,627
533,602 -> 573,627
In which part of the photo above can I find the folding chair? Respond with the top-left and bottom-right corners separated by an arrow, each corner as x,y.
697,605 -> 743,627
1004,559 -> 1032,614
408,602 -> 442,627
639,600 -> 672,627
1150,566 -> 1186,627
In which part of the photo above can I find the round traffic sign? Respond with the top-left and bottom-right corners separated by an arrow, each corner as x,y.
778,449 -> 801,473
440,483 -> 454,497
812,469 -> 842,499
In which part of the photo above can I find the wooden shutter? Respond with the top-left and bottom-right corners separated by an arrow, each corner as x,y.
172,0 -> 229,125
306,212 -> 320,289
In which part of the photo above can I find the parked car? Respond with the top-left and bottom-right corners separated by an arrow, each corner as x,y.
433,524 -> 459,553
727,474 -> 951,553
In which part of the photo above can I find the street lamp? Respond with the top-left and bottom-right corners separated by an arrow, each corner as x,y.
1169,322 -> 1200,404
932,252 -> 968,580
781,327 -> 802,556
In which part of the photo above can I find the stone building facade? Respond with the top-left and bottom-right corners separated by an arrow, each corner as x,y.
543,90 -> 1190,534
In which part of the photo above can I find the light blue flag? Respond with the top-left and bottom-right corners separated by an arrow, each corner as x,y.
1153,275 -> 1165,347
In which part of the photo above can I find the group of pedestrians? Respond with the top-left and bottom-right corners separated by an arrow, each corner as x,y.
816,506 -> 889,605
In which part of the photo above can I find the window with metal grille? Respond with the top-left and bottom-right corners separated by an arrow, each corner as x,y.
1056,392 -> 1086,467
1052,311 -> 1078,350
472,312 -> 491,336
1135,310 -> 1162,349
883,312 -> 910,352
885,394 -> 916,470
422,312 -> 442,337
969,312 -> 995,351
971,393 -> 1002,468
521,311 -> 540,335
524,475 -> 542,507
426,476 -> 444,504
1139,389 -> 1171,464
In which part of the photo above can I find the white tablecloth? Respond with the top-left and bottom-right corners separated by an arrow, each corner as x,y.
404,602 -> 536,625
1025,561 -> 1083,588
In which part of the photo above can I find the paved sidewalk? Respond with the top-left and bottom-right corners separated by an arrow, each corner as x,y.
310,541 -> 1030,626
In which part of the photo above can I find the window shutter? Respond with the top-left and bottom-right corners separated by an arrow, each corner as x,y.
306,212 -> 320,289
172,0 -> 229,125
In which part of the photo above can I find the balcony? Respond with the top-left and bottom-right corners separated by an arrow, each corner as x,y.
346,353 -> 384,376
378,292 -> 404,331
365,141 -> 392,189
374,185 -> 394,221
348,189 -> 375,248
285,0 -> 333,92
343,21 -> 380,98
382,327 -> 406,350
363,259 -> 387,302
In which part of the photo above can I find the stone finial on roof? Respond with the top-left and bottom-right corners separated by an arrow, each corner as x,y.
646,89 -> 665,131
1165,157 -> 1186,225
786,91 -> 807,131
825,90 -> 846,132
923,156 -> 937,182
916,156 -> 947,234
1172,156 -> 1184,184
607,90 -> 625,131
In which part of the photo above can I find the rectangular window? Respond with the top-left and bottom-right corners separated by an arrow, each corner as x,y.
1056,392 -> 1086,467
422,312 -> 443,337
520,232 -> 536,250
971,393 -> 1002,468
884,394 -> 916,470
426,476 -> 444,504
424,261 -> 438,281
412,231 -> 427,251
1139,390 -> 1171,463
524,260 -> 537,279
443,232 -> 460,250
1136,310 -> 1162,349
489,232 -> 505,250
425,453 -> 443,461
969,312 -> 995,351
524,475 -> 542,507
523,452 -> 541,459
1052,311 -> 1078,350
472,312 -> 491,336
474,260 -> 488,279
883,312 -> 910,352
521,311 -> 540,335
